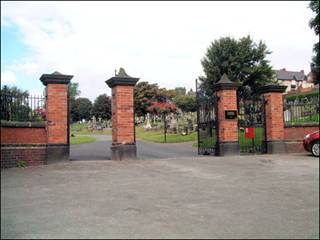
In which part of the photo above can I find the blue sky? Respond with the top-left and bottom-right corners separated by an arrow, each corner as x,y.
1,1 -> 318,100
1,24 -> 39,93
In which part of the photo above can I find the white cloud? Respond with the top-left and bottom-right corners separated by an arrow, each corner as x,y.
1,1 -> 317,100
1,70 -> 17,85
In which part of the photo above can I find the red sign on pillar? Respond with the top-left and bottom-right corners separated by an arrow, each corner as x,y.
245,127 -> 254,139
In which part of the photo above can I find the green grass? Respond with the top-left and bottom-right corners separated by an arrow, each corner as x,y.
70,135 -> 96,145
239,127 -> 264,152
71,123 -> 111,135
135,127 -> 197,143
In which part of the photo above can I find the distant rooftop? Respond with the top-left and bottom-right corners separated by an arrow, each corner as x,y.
275,68 -> 306,81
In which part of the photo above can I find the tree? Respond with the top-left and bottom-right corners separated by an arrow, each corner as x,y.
1,85 -> 33,121
69,82 -> 81,100
174,87 -> 186,96
92,94 -> 111,120
147,101 -> 177,115
309,0 -> 319,84
199,35 -> 275,95
134,81 -> 160,117
173,94 -> 196,113
70,97 -> 92,122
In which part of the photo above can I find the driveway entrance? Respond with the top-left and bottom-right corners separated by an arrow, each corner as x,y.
70,135 -> 198,161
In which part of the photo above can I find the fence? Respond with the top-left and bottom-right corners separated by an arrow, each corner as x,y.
283,96 -> 319,126
0,92 -> 46,122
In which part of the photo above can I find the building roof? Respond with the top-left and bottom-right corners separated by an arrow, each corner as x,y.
275,68 -> 306,81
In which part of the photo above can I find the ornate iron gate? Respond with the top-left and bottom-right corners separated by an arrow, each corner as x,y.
237,91 -> 266,154
196,81 -> 219,155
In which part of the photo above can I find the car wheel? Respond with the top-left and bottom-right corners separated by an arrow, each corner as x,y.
311,140 -> 319,157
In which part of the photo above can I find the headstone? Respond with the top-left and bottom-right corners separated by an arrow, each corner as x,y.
144,113 -> 152,130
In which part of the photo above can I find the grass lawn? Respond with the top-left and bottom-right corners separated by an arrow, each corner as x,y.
135,127 -> 197,143
70,135 -> 96,145
71,123 -> 111,135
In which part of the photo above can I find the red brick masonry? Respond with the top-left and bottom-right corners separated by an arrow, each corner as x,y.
1,126 -> 47,168
111,85 -> 135,144
284,125 -> 319,153
217,89 -> 238,142
1,127 -> 47,144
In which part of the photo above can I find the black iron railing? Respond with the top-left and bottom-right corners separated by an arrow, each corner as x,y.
1,92 -> 46,122
283,96 -> 319,126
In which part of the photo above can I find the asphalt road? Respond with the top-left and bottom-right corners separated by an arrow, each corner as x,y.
70,135 -> 198,161
1,151 -> 319,239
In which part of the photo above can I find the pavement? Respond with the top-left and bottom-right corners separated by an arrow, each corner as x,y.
1,137 -> 319,239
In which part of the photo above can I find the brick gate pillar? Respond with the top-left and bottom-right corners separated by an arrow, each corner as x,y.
106,68 -> 139,160
40,71 -> 73,162
213,74 -> 241,156
259,85 -> 287,154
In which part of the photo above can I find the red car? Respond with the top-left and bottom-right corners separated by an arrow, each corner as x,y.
303,130 -> 319,157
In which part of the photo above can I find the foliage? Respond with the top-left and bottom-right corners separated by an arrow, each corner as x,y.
17,160 -> 27,168
92,94 -> 112,120
134,81 -> 162,116
174,87 -> 186,96
309,0 -> 320,84
70,97 -> 93,122
147,101 -> 177,115
199,35 -> 275,95
284,90 -> 320,102
69,82 -> 81,100
0,85 -> 33,121
173,94 -> 196,113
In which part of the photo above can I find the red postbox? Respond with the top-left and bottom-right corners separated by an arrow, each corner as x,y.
245,127 -> 254,139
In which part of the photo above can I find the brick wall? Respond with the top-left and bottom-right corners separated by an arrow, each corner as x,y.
217,90 -> 238,142
46,84 -> 68,144
1,125 -> 47,168
1,127 -> 47,144
284,125 -> 319,153
111,85 -> 134,144
1,145 -> 47,168
264,92 -> 285,140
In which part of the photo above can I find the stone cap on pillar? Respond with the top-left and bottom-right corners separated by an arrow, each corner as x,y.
212,73 -> 241,91
40,71 -> 73,86
258,84 -> 287,94
105,68 -> 139,88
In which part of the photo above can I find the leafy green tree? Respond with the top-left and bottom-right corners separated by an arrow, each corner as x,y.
70,97 -> 93,122
309,0 -> 319,84
173,94 -> 196,113
174,87 -> 186,96
199,35 -> 275,95
69,82 -> 81,100
1,85 -> 32,121
92,94 -> 111,120
134,81 -> 160,116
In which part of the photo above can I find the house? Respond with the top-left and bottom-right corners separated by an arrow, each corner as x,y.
275,68 -> 314,93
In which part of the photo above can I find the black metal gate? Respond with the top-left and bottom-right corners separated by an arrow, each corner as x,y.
196,81 -> 219,155
237,90 -> 266,154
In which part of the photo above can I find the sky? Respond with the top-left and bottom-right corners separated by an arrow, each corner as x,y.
1,1 -> 318,101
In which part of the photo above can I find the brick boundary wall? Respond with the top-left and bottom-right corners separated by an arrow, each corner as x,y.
1,124 -> 47,169
284,125 -> 319,153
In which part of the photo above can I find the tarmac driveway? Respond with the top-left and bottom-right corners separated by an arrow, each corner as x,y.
1,153 -> 319,239
70,135 -> 198,161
